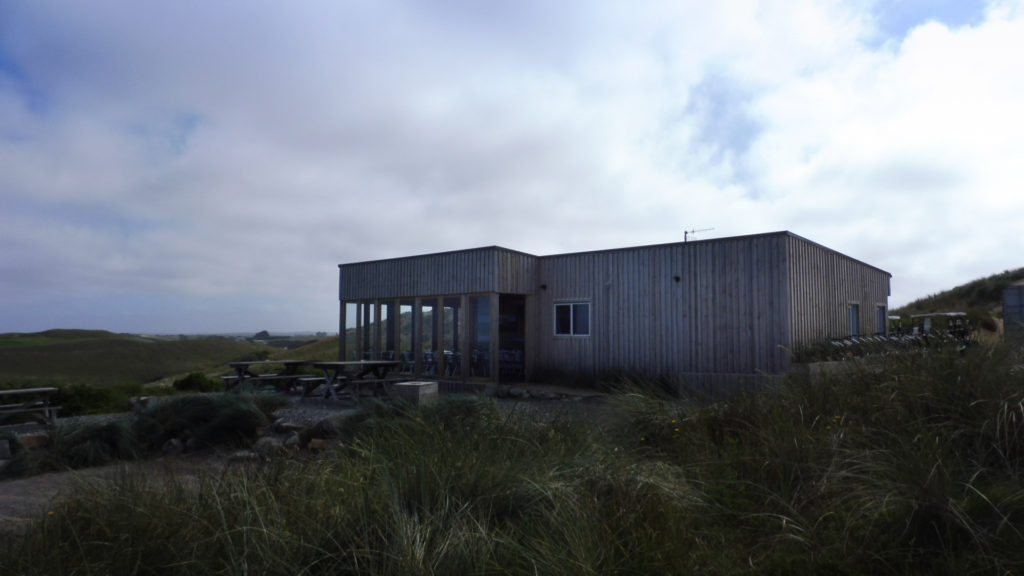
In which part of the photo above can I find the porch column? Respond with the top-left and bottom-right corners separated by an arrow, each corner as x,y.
338,301 -> 346,361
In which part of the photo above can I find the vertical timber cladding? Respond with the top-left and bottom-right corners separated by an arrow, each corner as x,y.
682,234 -> 791,375
338,246 -> 538,300
785,234 -> 891,346
536,251 -> 598,374
535,233 -> 794,378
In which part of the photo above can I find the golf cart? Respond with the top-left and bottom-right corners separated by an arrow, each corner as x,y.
910,312 -> 972,349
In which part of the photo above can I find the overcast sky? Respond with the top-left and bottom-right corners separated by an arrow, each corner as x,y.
1,0 -> 1021,334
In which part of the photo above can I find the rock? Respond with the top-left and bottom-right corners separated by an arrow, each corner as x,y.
283,432 -> 301,450
185,437 -> 203,452
0,439 -> 10,460
507,387 -> 528,399
307,417 -> 341,440
162,438 -> 184,455
253,436 -> 287,459
270,418 -> 305,434
307,438 -> 330,452
130,396 -> 151,412
229,450 -> 261,463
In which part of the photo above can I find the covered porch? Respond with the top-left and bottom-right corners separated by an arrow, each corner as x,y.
339,293 -> 528,382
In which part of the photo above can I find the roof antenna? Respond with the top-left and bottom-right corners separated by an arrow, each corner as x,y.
684,228 -> 714,242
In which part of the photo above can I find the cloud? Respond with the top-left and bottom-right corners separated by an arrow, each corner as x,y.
1,1 -> 1023,332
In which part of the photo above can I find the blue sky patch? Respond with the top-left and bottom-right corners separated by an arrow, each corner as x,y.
873,0 -> 987,41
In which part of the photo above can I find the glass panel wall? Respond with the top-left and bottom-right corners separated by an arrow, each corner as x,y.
469,295 -> 491,378
343,302 -> 358,360
361,303 -> 377,359
380,302 -> 395,360
345,294 -> 506,379
399,300 -> 415,373
443,297 -> 462,377
420,299 -> 438,375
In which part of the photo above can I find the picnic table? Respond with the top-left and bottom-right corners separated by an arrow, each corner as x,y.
311,360 -> 403,401
224,360 -> 323,393
0,387 -> 60,428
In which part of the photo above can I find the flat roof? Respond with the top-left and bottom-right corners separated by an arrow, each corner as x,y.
338,230 -> 891,277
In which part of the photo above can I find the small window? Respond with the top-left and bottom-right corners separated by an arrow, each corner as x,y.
554,302 -> 590,336
849,303 -> 860,337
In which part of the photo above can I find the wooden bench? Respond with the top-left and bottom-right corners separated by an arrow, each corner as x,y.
221,375 -> 241,390
223,374 -> 324,394
0,387 -> 60,428
297,376 -> 327,396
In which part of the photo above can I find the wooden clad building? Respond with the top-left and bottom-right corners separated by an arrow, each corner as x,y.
338,231 -> 891,386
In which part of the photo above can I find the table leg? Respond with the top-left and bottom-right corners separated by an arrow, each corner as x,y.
232,367 -> 248,391
321,368 -> 339,400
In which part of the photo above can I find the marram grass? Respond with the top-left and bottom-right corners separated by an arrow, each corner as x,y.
4,344 -> 1024,575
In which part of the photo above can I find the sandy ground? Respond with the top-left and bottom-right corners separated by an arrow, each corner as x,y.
0,452 -> 230,535
0,387 -> 606,535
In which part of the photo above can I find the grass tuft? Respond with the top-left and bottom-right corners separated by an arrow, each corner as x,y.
4,343 -> 1024,574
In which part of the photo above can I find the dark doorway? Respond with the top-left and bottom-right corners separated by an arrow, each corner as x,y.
499,294 -> 526,380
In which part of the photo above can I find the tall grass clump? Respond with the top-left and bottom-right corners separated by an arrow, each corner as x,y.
4,343 -> 1024,574
42,419 -> 141,470
1,421 -> 142,479
2,394 -> 713,574
133,392 -> 286,450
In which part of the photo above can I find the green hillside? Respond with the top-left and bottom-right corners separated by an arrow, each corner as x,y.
893,267 -> 1024,331
266,335 -> 341,362
0,329 -> 272,388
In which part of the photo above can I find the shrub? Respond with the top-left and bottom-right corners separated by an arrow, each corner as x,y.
133,393 -> 275,451
195,401 -> 268,447
55,382 -> 143,416
171,372 -> 220,393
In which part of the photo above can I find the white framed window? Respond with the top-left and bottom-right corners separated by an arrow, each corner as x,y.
554,302 -> 590,336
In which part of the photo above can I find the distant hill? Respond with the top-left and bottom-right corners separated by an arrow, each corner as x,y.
266,335 -> 341,362
0,329 -> 273,387
893,267 -> 1024,333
